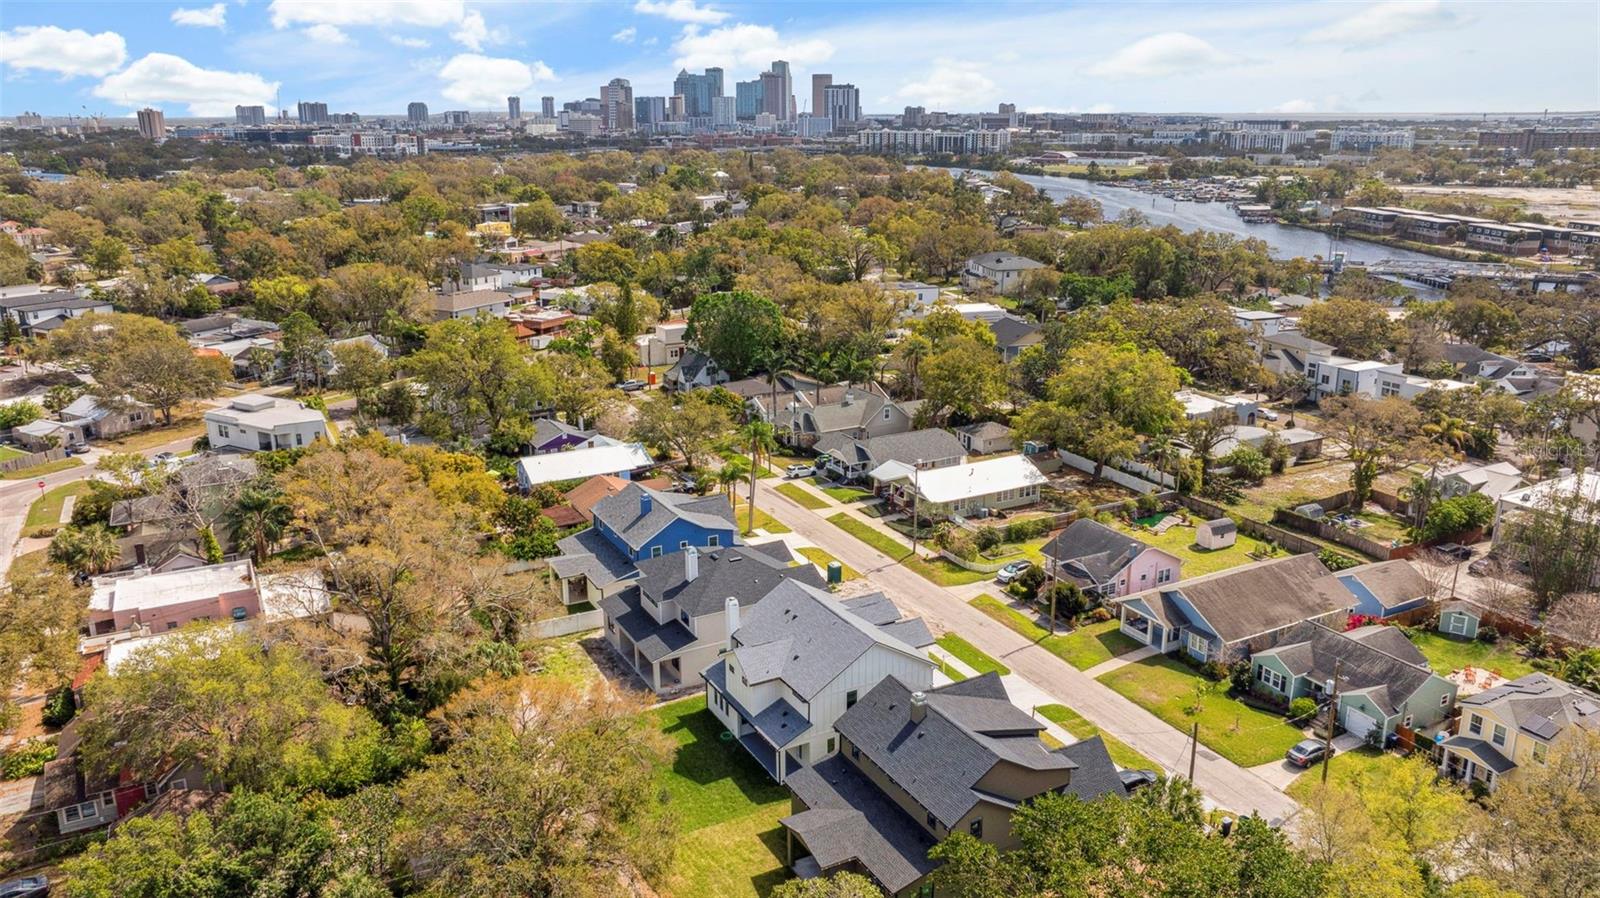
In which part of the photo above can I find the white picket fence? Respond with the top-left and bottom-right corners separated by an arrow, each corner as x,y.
529,609 -> 604,638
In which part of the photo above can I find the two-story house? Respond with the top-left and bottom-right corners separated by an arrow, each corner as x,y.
704,582 -> 935,783
203,395 -> 330,453
1250,623 -> 1457,743
813,428 -> 966,483
961,252 -> 1045,295
1440,673 -> 1600,791
780,673 -> 1125,896
1040,519 -> 1182,600
550,483 -> 739,605
636,320 -> 689,368
601,544 -> 824,695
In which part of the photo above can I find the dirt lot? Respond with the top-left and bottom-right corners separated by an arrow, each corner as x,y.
1399,184 -> 1600,221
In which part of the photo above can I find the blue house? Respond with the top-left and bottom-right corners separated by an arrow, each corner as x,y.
1332,560 -> 1432,619
548,483 -> 739,605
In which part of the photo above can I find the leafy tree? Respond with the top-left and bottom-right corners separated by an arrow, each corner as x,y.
571,241 -> 637,285
331,340 -> 393,398
686,290 -> 786,379
409,317 -> 550,440
630,390 -> 735,466
1497,469 -> 1600,609
1059,195 -> 1104,228
1220,445 -> 1271,484
0,566 -> 84,730
511,198 -> 565,239
48,524 -> 122,575
251,274 -> 319,321
1320,395 -> 1425,503
919,334 -> 1008,423
1017,342 -> 1184,477
1415,493 -> 1494,542
322,263 -> 429,336
542,351 -> 619,427
85,235 -> 131,277
0,399 -> 43,429
279,310 -> 330,393
47,312 -> 222,424
590,281 -> 660,339
1299,298 -> 1401,359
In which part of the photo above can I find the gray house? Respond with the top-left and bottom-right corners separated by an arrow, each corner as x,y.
1251,623 -> 1458,743
813,428 -> 965,482
988,314 -> 1042,362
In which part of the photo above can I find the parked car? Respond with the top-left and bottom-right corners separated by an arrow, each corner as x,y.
63,441 -> 88,455
1260,409 -> 1279,422
0,875 -> 49,898
1435,543 -> 1474,562
1469,554 -> 1529,577
617,379 -> 646,392
995,560 -> 1032,584
783,463 -> 815,479
1286,739 -> 1331,768
1118,769 -> 1160,793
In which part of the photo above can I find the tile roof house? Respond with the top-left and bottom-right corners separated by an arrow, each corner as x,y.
1040,519 -> 1181,600
703,581 -> 935,782
549,483 -> 738,606
601,544 -> 824,694
781,673 -> 1124,895
1251,623 -> 1458,743
813,428 -> 966,482
1113,554 -> 1355,663
1439,673 -> 1600,791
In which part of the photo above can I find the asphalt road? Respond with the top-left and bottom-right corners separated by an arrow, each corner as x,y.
749,477 -> 1301,824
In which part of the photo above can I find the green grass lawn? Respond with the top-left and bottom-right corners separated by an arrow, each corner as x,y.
1096,656 -> 1307,767
936,633 -> 1011,676
0,445 -> 26,461
968,595 -> 1142,671
827,512 -> 910,556
0,457 -> 84,480
796,546 -> 859,580
1285,746 -> 1406,802
1114,518 -> 1280,577
1037,704 -> 1161,772
810,478 -> 873,503
1407,629 -> 1537,679
652,698 -> 793,898
732,497 -> 791,536
24,480 -> 90,537
774,482 -> 830,510
930,652 -> 968,682
824,512 -> 997,586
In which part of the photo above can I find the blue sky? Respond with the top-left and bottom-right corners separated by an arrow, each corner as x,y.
2,1 -> 1596,118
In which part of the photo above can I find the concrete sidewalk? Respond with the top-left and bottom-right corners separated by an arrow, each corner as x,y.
1084,644 -> 1162,678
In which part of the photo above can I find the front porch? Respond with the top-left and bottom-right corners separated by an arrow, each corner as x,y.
1116,601 -> 1179,655
1439,736 -> 1513,791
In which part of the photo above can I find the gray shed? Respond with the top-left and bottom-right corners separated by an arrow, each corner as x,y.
1196,517 -> 1237,550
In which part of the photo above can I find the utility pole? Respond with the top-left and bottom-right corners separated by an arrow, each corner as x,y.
910,459 -> 922,557
1322,658 -> 1341,785
1188,721 -> 1199,782
1046,548 -> 1059,636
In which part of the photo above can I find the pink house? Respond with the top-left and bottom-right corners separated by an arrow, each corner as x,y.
87,560 -> 261,636
1040,519 -> 1181,600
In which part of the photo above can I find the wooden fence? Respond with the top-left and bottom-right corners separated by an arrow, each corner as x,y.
1272,507 -> 1401,560
1174,494 -> 1331,557
0,447 -> 68,475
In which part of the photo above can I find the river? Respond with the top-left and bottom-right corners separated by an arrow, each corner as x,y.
967,169 -> 1447,266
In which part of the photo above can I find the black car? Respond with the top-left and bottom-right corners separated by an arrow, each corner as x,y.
1286,739 -> 1330,768
1118,769 -> 1160,793
0,875 -> 49,898
1435,543 -> 1474,562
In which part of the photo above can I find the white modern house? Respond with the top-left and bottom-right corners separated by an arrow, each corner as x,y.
961,252 -> 1044,294
636,320 -> 688,367
203,395 -> 330,453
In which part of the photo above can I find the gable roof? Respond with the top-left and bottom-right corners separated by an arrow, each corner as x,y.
1117,553 -> 1349,645
907,455 -> 1047,503
532,416 -> 595,447
957,420 -> 1012,441
782,756 -> 939,894
563,474 -> 632,521
1460,673 -> 1600,741
814,428 -> 966,469
1257,623 -> 1440,715
632,544 -> 824,617
968,252 -> 1044,272
1041,519 -> 1149,582
515,443 -> 654,486
591,483 -> 736,552
988,314 -> 1042,348
1334,560 -> 1431,613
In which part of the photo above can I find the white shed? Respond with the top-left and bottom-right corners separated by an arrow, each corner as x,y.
1196,518 -> 1237,550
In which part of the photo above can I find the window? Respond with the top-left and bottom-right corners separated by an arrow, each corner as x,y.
680,610 -> 690,626
1187,632 -> 1209,659
925,811 -> 936,828
969,818 -> 983,838
1440,693 -> 1450,707
707,535 -> 720,547
1491,723 -> 1507,747
217,425 -> 230,438
295,432 -> 304,447
826,737 -> 836,754
851,744 -> 860,760
846,689 -> 858,708
1402,714 -> 1413,728
679,540 -> 689,549
1468,714 -> 1483,736
1157,568 -> 1173,584
883,407 -> 892,420
650,546 -> 663,558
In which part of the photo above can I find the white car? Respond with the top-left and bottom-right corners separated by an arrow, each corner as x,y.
1260,409 -> 1280,422
784,463 -> 816,479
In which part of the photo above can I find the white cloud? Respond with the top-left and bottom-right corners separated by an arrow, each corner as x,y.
171,3 -> 227,28
1087,31 -> 1236,78
388,35 -> 431,48
672,23 -> 833,71
268,0 -> 489,48
93,52 -> 278,115
438,53 -> 554,107
303,24 -> 350,45
612,26 -> 637,44
1269,94 -> 1356,114
0,25 -> 128,77
452,10 -> 488,50
1272,98 -> 1317,114
633,0 -> 728,25
1306,1 -> 1470,47
895,62 -> 996,109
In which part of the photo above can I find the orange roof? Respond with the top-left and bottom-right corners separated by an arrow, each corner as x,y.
563,474 -> 632,522
192,347 -> 224,357
73,652 -> 104,690
540,504 -> 588,529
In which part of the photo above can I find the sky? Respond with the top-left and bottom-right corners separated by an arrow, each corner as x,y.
1,0 -> 1597,119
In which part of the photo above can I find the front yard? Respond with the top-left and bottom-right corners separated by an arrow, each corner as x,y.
1114,517 -> 1280,577
1406,629 -> 1538,680
0,457 -> 83,480
23,480 -> 91,537
1036,704 -> 1161,772
1096,656 -> 1307,767
1285,746 -> 1405,802
825,512 -> 994,587
774,482 -> 829,510
732,496 -> 792,536
653,698 -> 791,898
809,477 -> 874,503
796,546 -> 859,580
969,595 -> 1142,671
936,633 -> 1010,676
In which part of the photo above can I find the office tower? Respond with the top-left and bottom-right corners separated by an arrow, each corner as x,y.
667,95 -> 686,120
797,114 -> 832,138
903,106 -> 926,127
811,74 -> 832,116
735,80 -> 763,119
762,60 -> 793,120
710,96 -> 737,127
234,105 -> 266,126
136,107 -> 165,140
444,110 -> 470,126
600,78 -> 634,131
823,83 -> 860,127
635,96 -> 667,126
297,101 -> 329,125
15,112 -> 44,128
541,96 -> 555,118
508,96 -> 521,120
998,102 -> 1016,115
408,102 -> 429,124
672,67 -> 724,118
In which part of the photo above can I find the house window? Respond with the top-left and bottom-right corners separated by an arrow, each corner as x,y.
826,737 -> 836,754
1468,714 -> 1482,736
295,432 -> 304,446
707,535 -> 720,547
1402,714 -> 1413,729
851,744 -> 860,760
1187,632 -> 1209,659
883,407 -> 891,420
650,546 -> 663,558
969,818 -> 983,838
1157,569 -> 1172,584
1491,724 -> 1507,747
679,540 -> 690,549
1439,694 -> 1450,707
680,610 -> 690,626
217,425 -> 230,438
925,811 -> 936,828
846,689 -> 858,708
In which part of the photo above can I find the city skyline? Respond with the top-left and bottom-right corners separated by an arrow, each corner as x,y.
1,1 -> 1597,119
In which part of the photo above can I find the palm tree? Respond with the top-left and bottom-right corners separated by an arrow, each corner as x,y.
1398,473 -> 1444,531
226,485 -> 293,563
1423,413 -> 1472,452
49,524 -> 121,576
740,420 -> 776,534
716,457 -> 750,498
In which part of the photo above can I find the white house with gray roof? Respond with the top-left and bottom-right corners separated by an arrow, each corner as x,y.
813,428 -> 965,482
703,582 -> 934,783
961,252 -> 1044,294
204,395 -> 330,453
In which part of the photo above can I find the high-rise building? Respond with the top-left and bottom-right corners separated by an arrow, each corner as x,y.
443,110 -> 471,126
998,102 -> 1016,115
136,107 -> 165,140
903,106 -> 926,127
710,96 -> 737,128
15,112 -> 44,128
822,83 -> 860,128
600,78 -> 634,131
297,101 -> 329,125
408,102 -> 429,124
672,67 -> 724,118
541,96 -> 556,118
761,60 -> 794,121
234,105 -> 267,126
635,96 -> 668,126
735,80 -> 763,120
811,74 -> 832,116
667,95 -> 686,121
508,96 -> 522,120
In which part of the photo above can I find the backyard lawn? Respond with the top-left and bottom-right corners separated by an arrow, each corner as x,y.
24,480 -> 90,537
732,497 -> 791,536
1096,656 -> 1307,767
652,698 -> 792,898
969,595 -> 1142,671
809,478 -> 874,503
1115,518 -> 1279,577
774,482 -> 829,510
0,457 -> 83,480
796,546 -> 859,580
97,416 -> 206,452
1407,629 -> 1537,680
532,635 -> 604,688
936,633 -> 1011,676
0,445 -> 25,461
1037,704 -> 1162,772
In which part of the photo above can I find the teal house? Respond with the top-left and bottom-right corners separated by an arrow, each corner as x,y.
1251,623 -> 1459,743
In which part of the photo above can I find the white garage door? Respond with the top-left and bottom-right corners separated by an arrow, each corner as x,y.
1343,706 -> 1378,740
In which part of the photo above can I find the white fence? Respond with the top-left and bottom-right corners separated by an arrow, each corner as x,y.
529,609 -> 604,638
1055,450 -> 1168,494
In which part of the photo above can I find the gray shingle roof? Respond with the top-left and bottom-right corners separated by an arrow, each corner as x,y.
550,527 -> 638,586
1054,736 -> 1128,801
815,428 -> 966,470
1440,736 -> 1516,773
1042,519 -> 1148,582
968,252 -> 1044,272
631,544 -> 824,617
782,756 -> 938,894
591,483 -> 735,554
1460,673 -> 1600,741
1118,553 -> 1349,645
1256,623 -> 1439,716
532,417 -> 594,446
599,587 -> 695,662
957,420 -> 1012,440
988,314 -> 1041,348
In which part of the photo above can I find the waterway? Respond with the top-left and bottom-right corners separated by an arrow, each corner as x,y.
968,169 -> 1447,266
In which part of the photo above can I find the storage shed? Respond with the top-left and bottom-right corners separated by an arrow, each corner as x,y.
1196,518 -> 1237,550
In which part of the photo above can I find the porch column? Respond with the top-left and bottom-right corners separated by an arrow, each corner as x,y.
650,660 -> 662,692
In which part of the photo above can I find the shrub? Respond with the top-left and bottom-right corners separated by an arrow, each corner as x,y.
1120,498 -> 1138,520
0,400 -> 43,430
1219,446 -> 1270,484
1229,662 -> 1254,694
1417,493 -> 1495,543
1014,564 -> 1048,601
1289,697 -> 1318,721
1477,625 -> 1500,644
1319,548 -> 1361,571
1199,660 -> 1230,682
1,740 -> 56,780
1002,517 -> 1050,543
40,688 -> 75,729
1136,492 -> 1160,517
1039,582 -> 1087,619
974,525 -> 1003,553
1088,606 -> 1113,623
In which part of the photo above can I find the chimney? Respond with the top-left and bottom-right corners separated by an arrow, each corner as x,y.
910,691 -> 927,724
684,545 -> 699,582
640,490 -> 653,516
725,595 -> 740,650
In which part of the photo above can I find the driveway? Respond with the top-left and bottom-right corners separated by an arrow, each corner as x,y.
748,478 -> 1300,824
